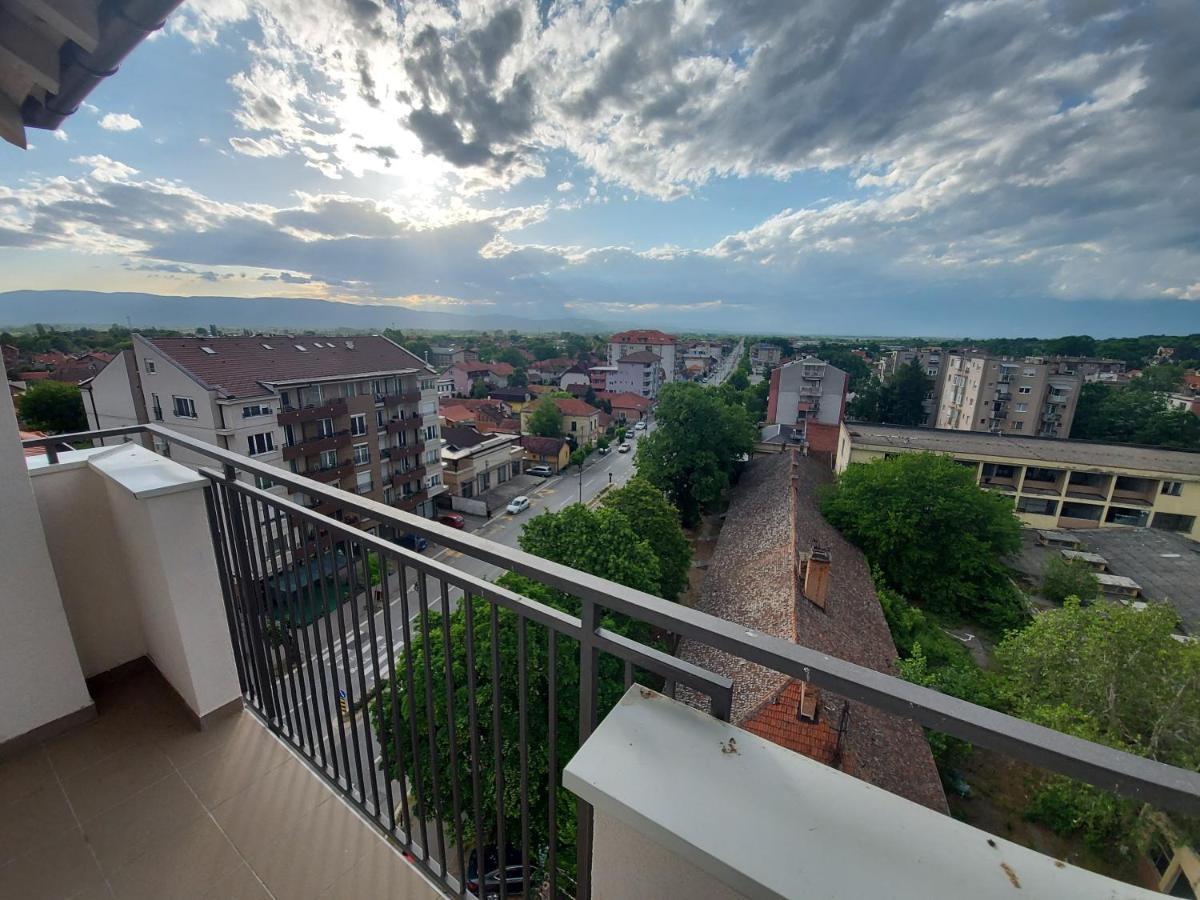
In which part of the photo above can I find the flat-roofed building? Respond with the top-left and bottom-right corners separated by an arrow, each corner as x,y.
836,423 -> 1200,540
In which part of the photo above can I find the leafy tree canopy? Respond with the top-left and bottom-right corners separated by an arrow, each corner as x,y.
1072,382 -> 1200,450
601,477 -> 692,602
469,378 -> 490,399
18,381 -> 88,433
526,398 -> 563,438
635,381 -> 757,526
1041,557 -> 1100,605
821,452 -> 1025,628
848,360 -> 932,426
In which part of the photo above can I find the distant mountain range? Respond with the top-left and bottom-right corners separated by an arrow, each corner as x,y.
0,291 -> 604,334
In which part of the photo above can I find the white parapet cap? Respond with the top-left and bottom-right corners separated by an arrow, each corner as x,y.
27,444 -> 207,499
564,686 -> 1161,900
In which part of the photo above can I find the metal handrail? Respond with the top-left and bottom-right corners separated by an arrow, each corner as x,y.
20,423 -> 1200,817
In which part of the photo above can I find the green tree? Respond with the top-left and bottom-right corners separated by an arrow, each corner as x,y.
1072,382 -> 1200,449
602,477 -> 692,602
994,599 -> 1200,850
370,504 -> 664,873
495,347 -> 526,368
509,367 -> 528,387
469,378 -> 490,399
821,453 -> 1026,628
1041,557 -> 1100,605
526,399 -> 563,438
17,381 -> 87,433
636,382 -> 757,526
886,360 -> 933,425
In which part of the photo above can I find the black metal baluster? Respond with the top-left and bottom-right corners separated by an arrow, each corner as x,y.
576,599 -> 598,900
202,484 -> 249,696
518,616 -> 530,899
221,483 -> 272,720
246,495 -> 299,742
343,537 -> 382,816
266,502 -> 315,753
280,508 -> 328,771
438,579 -> 467,891
547,629 -> 557,900
233,488 -> 286,728
360,544 -> 397,830
313,524 -> 352,786
489,603 -> 508,900
462,594 -> 487,899
377,547 -> 414,838
330,534 -> 368,802
415,571 -> 448,872
395,563 -> 431,858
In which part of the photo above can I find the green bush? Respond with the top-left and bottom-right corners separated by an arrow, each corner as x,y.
1041,557 -> 1100,604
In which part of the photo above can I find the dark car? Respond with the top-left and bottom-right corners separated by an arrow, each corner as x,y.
466,845 -> 526,899
396,533 -> 428,552
438,513 -> 466,529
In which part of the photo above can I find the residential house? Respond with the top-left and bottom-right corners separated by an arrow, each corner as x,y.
609,350 -> 664,399
560,363 -> 591,391
597,391 -> 652,423
527,357 -> 575,384
85,334 -> 445,525
429,345 -> 470,368
520,397 -> 602,445
607,329 -> 678,382
440,425 -> 526,515
764,357 -> 849,461
79,350 -> 147,442
520,434 -> 571,473
1,343 -> 18,374
588,365 -> 617,391
837,423 -> 1200,540
435,370 -> 456,399
678,450 -> 947,813
936,354 -> 1081,438
447,361 -> 512,396
488,387 -> 536,411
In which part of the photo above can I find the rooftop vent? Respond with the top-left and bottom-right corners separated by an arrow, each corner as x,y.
200,347 -> 216,355
261,343 -> 274,350
345,340 -> 355,350
295,344 -> 307,352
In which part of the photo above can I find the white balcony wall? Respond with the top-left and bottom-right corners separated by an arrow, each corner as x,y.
28,444 -> 241,724
0,388 -> 93,745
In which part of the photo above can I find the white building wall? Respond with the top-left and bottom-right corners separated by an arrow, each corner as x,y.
82,350 -> 146,445
0,387 -> 93,744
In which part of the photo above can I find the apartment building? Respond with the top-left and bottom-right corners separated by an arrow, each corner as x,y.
764,357 -> 849,459
519,397 -> 602,444
84,335 -> 445,525
749,341 -> 783,373
607,329 -> 678,382
937,354 -> 1081,438
604,350 -> 663,398
836,423 -> 1200,540
876,347 -> 947,426
428,345 -> 473,368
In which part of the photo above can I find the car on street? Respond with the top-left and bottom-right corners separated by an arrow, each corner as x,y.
634,420 -> 647,430
597,444 -> 610,454
506,496 -> 531,514
396,533 -> 428,552
437,513 -> 465,529
526,464 -> 553,477
466,845 -> 525,900
617,443 -> 631,453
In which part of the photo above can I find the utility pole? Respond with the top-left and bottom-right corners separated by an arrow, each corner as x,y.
579,458 -> 584,504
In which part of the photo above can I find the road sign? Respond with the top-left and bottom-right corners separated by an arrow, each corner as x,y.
338,689 -> 349,718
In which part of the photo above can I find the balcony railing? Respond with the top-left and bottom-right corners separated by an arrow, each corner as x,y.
307,459 -> 355,484
383,390 -> 423,406
23,423 -> 1200,900
281,429 -> 351,461
277,396 -> 348,424
392,465 -> 427,487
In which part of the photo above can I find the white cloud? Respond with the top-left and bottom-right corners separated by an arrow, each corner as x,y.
98,113 -> 142,132
228,136 -> 285,157
556,181 -> 573,192
53,130 -> 68,143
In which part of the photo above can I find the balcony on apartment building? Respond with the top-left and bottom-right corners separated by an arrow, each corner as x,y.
307,459 -> 356,484
1020,466 -> 1066,496
8,422 -> 1200,900
380,389 -> 423,407
979,462 -> 1018,491
1065,470 -> 1113,501
281,429 -> 352,462
1111,475 -> 1159,506
277,396 -> 349,425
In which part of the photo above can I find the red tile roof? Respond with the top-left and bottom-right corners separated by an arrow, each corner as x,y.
610,329 -> 676,344
18,371 -> 51,380
598,391 -> 652,411
439,404 -> 475,424
617,350 -> 661,364
547,397 -> 600,418
146,335 -> 429,399
520,435 -> 566,456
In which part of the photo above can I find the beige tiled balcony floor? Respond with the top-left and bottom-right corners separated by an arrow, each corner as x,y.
0,669 -> 442,900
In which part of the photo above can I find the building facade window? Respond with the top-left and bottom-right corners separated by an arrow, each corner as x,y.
317,417 -> 334,438
424,425 -> 438,440
355,470 -> 373,494
1015,402 -> 1028,412
172,396 -> 197,418
1018,386 -> 1032,395
429,474 -> 442,487
353,443 -> 370,466
246,432 -> 275,456
254,475 -> 273,490
144,359 -> 156,373
320,449 -> 338,469
242,403 -> 272,418
151,393 -> 162,421
1162,481 -> 1184,497
351,413 -> 368,436
376,409 -> 387,428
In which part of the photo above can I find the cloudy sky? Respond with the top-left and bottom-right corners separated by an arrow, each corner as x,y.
1,0 -> 1198,335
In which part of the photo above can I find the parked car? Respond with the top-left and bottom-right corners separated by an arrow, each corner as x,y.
526,464 -> 553,477
634,420 -> 647,430
466,845 -> 525,900
437,513 -> 465,529
396,533 -> 428,552
617,443 -> 631,453
506,496 -> 531,514
597,445 -> 610,454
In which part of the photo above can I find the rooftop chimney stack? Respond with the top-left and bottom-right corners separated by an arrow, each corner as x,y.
802,545 -> 831,609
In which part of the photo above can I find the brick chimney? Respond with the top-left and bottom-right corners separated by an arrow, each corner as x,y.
801,544 -> 831,609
